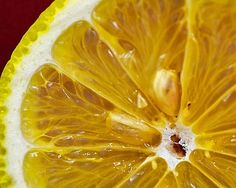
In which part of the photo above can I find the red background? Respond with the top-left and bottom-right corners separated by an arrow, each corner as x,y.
0,0 -> 54,74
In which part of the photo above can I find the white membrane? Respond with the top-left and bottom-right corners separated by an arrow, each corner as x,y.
156,123 -> 196,170
5,0 -> 100,187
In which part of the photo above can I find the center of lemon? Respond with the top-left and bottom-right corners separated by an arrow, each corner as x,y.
156,123 -> 195,170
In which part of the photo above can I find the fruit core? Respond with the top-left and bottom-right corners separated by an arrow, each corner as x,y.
156,123 -> 195,169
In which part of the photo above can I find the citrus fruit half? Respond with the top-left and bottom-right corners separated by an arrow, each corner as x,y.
1,0 -> 236,187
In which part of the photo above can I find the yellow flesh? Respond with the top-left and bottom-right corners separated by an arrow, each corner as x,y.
8,0 -> 236,187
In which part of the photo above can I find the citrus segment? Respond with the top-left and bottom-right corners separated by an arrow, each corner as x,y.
192,88 -> 236,134
175,161 -> 217,188
24,149 -> 148,188
190,149 -> 236,187
181,0 -> 236,125
21,64 -> 161,148
196,130 -> 236,157
52,20 -> 160,122
21,64 -> 113,145
92,0 -> 187,116
155,171 -> 177,188
117,157 -> 167,187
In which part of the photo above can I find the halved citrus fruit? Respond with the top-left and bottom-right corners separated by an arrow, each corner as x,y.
1,0 -> 236,187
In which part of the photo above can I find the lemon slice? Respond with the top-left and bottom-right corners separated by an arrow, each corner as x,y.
1,0 -> 236,187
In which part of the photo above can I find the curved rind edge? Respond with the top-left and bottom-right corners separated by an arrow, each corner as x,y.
0,0 -> 68,187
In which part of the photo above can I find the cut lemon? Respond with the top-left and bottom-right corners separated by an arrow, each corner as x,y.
1,0 -> 236,187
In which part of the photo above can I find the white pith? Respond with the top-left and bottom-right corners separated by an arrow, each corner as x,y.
156,122 -> 196,170
4,0 -> 197,187
5,0 -> 100,187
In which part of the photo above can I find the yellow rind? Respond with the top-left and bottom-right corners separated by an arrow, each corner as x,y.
0,0 -> 68,187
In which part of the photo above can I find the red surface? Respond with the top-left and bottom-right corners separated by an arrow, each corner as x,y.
0,0 -> 54,74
